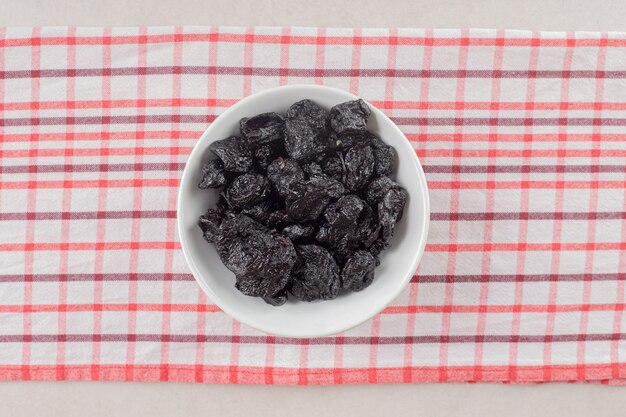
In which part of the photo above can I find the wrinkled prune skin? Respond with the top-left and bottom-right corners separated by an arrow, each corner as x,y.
282,224 -> 316,242
254,143 -> 280,171
226,173 -> 271,208
290,245 -> 340,301
341,250 -> 376,291
263,288 -> 288,306
370,134 -> 395,176
321,155 -> 344,182
332,131 -> 368,149
215,213 -> 296,298
306,173 -> 347,199
373,146 -> 394,177
267,157 -> 306,200
367,239 -> 386,266
303,162 -> 323,177
198,159 -> 228,189
366,176 -> 402,204
378,187 -> 408,243
240,112 -> 284,146
323,194 -> 364,229
239,201 -> 273,225
287,99 -> 327,122
216,194 -> 229,214
198,98 -> 408,305
235,274 -> 290,298
328,99 -> 371,134
198,209 -> 223,243
266,210 -> 294,230
315,225 -> 344,251
286,191 -> 330,223
209,136 -> 253,173
352,202 -> 380,249
343,145 -> 375,191
315,195 -> 365,265
284,100 -> 331,161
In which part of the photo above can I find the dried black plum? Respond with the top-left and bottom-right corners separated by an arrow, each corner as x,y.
321,155 -> 344,182
367,238 -> 386,263
284,100 -> 331,161
267,157 -> 304,182
235,274 -> 291,298
315,224 -> 342,249
341,250 -> 376,292
267,157 -> 306,200
332,131 -> 367,149
198,159 -> 228,189
328,99 -> 370,134
287,99 -> 327,121
239,201 -> 272,225
366,176 -> 402,204
315,195 -> 364,264
378,187 -> 408,243
343,144 -> 375,191
198,209 -> 223,243
370,134 -> 395,176
290,245 -> 340,301
253,144 -> 281,171
226,173 -> 270,207
352,202 -> 380,248
240,112 -> 284,146
209,136 -> 253,173
215,213 -> 296,298
197,98 -> 408,305
282,224 -> 316,242
263,289 -> 288,306
330,242 -> 353,267
374,147 -> 394,176
303,162 -> 323,176
286,190 -> 330,223
216,194 -> 229,214
306,173 -> 347,199
266,210 -> 294,230
315,225 -> 352,266
323,194 -> 364,229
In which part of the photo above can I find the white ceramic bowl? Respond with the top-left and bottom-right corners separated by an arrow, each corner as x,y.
177,85 -> 429,338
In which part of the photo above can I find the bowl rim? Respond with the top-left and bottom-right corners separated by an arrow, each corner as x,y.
177,84 -> 430,337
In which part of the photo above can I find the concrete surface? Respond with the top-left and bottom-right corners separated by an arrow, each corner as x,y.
3,0 -> 626,30
0,381 -> 625,417
1,0 -> 626,416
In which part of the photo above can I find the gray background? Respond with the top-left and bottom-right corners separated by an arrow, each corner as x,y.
2,0 -> 626,415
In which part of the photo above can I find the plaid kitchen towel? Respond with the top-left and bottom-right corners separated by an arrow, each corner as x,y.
0,26 -> 625,385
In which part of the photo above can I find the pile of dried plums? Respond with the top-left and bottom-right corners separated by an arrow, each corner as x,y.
198,99 -> 407,306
